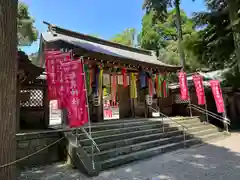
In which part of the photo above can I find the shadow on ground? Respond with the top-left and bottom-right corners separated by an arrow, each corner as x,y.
18,140 -> 240,180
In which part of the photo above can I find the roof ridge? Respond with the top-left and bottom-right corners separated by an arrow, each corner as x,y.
43,21 -> 153,56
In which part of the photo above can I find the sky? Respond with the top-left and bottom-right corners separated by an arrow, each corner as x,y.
21,0 -> 206,54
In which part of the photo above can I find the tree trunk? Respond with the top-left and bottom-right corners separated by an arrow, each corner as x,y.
227,0 -> 240,70
0,0 -> 18,179
175,0 -> 186,69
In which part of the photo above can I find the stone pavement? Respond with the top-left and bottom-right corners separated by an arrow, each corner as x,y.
18,133 -> 240,180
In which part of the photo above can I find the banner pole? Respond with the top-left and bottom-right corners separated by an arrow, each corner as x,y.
204,94 -> 209,123
188,90 -> 193,117
222,92 -> 229,133
81,57 -> 95,170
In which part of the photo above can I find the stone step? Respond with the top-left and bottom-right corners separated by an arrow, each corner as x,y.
83,125 -> 218,154
87,118 -> 153,126
100,132 -> 224,170
80,122 -> 218,146
83,130 -> 184,153
99,139 -> 195,170
91,128 -> 220,161
95,135 -> 191,161
80,117 -> 198,131
85,120 -> 156,131
78,119 -> 203,141
195,131 -> 226,144
77,122 -> 170,139
87,117 -> 198,126
79,126 -> 180,146
174,118 -> 201,125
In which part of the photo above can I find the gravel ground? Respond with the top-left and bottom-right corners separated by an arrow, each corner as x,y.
18,133 -> 240,180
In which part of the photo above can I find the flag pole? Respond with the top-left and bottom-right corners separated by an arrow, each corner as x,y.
188,90 -> 193,117
80,56 -> 95,169
204,93 -> 209,123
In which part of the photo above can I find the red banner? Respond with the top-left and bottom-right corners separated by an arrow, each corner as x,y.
148,77 -> 153,96
45,51 -> 61,99
178,71 -> 189,100
192,74 -> 205,105
62,60 -> 89,127
45,51 -> 70,106
111,74 -> 117,105
210,80 -> 225,113
54,53 -> 70,108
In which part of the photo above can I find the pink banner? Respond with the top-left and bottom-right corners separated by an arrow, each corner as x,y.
111,74 -> 117,105
210,80 -> 225,113
148,77 -> 153,96
62,60 -> 89,127
45,51 -> 61,100
54,53 -> 70,108
178,71 -> 189,100
45,51 -> 70,106
192,74 -> 205,105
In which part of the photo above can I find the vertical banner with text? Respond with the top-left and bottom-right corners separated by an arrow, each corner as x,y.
210,80 -> 225,113
192,74 -> 205,105
62,60 -> 89,127
178,71 -> 189,100
45,51 -> 61,100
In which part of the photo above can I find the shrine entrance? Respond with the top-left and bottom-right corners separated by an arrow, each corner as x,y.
102,74 -> 131,120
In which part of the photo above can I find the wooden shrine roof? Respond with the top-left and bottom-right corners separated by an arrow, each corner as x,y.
37,21 -> 181,72
18,51 -> 44,84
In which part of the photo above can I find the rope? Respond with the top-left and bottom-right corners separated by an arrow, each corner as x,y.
0,137 -> 65,169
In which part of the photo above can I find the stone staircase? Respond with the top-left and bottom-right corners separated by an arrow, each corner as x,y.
66,116 -> 227,176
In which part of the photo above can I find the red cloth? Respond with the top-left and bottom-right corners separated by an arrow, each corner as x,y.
45,51 -> 61,99
192,74 -> 205,105
45,51 -> 70,106
178,71 -> 189,100
121,68 -> 127,88
55,53 -> 70,108
148,77 -> 153,96
210,80 -> 225,113
61,60 -> 89,127
111,74 -> 117,105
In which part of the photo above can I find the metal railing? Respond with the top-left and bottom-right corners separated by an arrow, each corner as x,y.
73,126 -> 100,170
188,104 -> 230,133
79,127 -> 100,152
148,106 -> 188,147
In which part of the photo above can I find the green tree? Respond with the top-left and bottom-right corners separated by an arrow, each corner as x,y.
138,11 -> 162,53
225,0 -> 240,70
110,28 -> 137,47
18,2 -> 38,46
143,0 -> 187,68
184,0 -> 240,87
184,0 -> 236,69
139,9 -> 202,72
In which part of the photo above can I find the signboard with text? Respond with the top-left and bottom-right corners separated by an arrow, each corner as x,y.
49,100 -> 62,126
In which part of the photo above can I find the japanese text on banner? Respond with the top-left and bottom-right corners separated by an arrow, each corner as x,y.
210,80 -> 225,113
178,71 -> 189,100
62,60 -> 89,127
192,74 -> 205,105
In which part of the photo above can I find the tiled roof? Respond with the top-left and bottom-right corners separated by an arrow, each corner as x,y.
39,23 -> 181,70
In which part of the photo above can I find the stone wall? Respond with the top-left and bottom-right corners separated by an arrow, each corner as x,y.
16,131 -> 65,169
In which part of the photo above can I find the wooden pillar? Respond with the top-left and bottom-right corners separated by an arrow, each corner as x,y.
92,66 -> 103,123
129,74 -> 135,117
